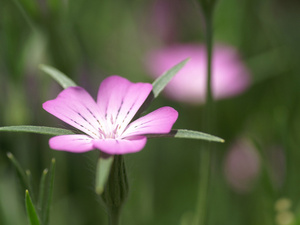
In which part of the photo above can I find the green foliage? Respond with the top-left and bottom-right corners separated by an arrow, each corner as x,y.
7,154 -> 55,225
25,190 -> 41,225
37,169 -> 48,216
152,58 -> 190,98
7,152 -> 31,193
147,129 -> 224,143
0,126 -> 74,136
41,159 -> 55,225
95,156 -> 114,195
39,64 -> 77,89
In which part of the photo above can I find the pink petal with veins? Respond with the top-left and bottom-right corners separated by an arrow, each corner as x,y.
49,134 -> 94,152
97,76 -> 152,134
122,106 -> 178,137
93,136 -> 147,155
43,75 -> 178,155
43,87 -> 104,138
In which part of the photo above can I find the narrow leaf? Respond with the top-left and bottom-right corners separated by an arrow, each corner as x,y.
95,156 -> 114,195
7,152 -> 29,190
11,0 -> 36,32
38,169 -> 48,214
39,64 -> 77,89
134,58 -> 190,119
146,129 -> 224,143
152,58 -> 190,98
26,170 -> 36,203
25,190 -> 41,225
0,126 -> 74,136
42,159 -> 56,225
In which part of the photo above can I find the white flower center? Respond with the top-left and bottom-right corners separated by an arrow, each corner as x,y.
98,115 -> 123,140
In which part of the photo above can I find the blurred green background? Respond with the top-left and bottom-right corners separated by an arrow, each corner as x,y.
1,0 -> 300,224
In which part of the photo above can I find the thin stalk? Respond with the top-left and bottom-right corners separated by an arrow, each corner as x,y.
108,207 -> 121,225
194,7 -> 214,225
11,0 -> 36,32
102,155 -> 128,225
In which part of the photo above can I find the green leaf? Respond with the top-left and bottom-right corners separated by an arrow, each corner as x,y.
38,169 -> 48,214
146,129 -> 224,143
7,152 -> 30,191
25,190 -> 41,225
0,126 -> 74,136
11,0 -> 37,32
42,159 -> 56,225
95,155 -> 114,195
39,64 -> 77,89
152,58 -> 190,98
26,170 -> 36,203
134,58 -> 190,119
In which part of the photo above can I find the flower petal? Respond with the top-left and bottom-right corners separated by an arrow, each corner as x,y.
49,134 -> 94,152
43,87 -> 104,138
146,44 -> 250,104
122,106 -> 178,137
97,76 -> 152,133
92,136 -> 147,154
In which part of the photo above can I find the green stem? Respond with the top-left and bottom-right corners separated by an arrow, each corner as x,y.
195,5 -> 215,225
11,0 -> 36,32
108,206 -> 121,225
205,16 -> 214,109
102,155 -> 128,225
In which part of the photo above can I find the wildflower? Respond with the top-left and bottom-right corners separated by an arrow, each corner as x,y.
146,44 -> 251,104
150,0 -> 182,43
224,139 -> 260,193
43,75 -> 178,154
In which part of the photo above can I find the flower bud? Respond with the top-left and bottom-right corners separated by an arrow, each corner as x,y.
102,155 -> 129,209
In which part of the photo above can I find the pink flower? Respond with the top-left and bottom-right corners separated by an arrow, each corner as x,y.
224,140 -> 261,193
43,76 -> 178,155
150,0 -> 182,43
146,44 -> 251,104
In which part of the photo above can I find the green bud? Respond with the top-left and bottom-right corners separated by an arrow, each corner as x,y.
102,155 -> 129,213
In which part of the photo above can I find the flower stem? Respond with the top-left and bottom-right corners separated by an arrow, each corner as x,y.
195,2 -> 215,225
102,155 -> 128,225
108,206 -> 121,225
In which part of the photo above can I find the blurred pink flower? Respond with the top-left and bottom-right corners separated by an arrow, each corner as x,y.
43,75 -> 178,155
146,44 -> 251,104
150,0 -> 182,43
224,140 -> 261,193
267,145 -> 286,188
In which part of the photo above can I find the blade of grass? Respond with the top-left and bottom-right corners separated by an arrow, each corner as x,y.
25,190 -> 41,225
7,152 -> 29,191
146,129 -> 224,143
152,58 -> 190,98
38,169 -> 48,214
11,0 -> 36,32
42,159 -> 55,225
0,126 -> 74,136
134,59 -> 189,119
26,170 -> 36,203
39,64 -> 77,89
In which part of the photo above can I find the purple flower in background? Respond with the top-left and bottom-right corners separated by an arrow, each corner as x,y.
267,145 -> 286,188
151,0 -> 182,43
43,76 -> 178,155
224,140 -> 261,193
146,44 -> 251,104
